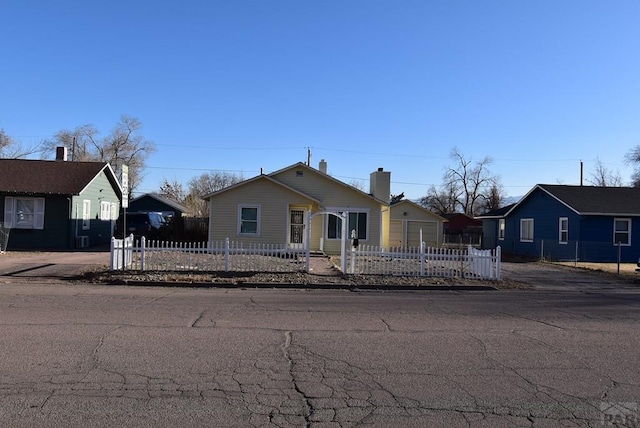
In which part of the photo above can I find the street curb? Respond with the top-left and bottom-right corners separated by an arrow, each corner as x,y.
105,280 -> 498,291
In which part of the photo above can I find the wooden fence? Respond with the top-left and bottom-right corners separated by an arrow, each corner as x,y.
111,236 -> 501,280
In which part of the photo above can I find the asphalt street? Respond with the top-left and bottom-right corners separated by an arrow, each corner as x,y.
0,278 -> 639,427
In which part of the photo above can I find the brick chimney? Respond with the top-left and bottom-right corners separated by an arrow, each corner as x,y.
55,146 -> 68,161
369,167 -> 390,204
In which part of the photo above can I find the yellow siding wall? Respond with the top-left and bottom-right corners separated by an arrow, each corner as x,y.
389,201 -> 444,247
272,166 -> 386,253
389,220 -> 403,247
406,221 -> 439,247
208,166 -> 390,254
208,178 -> 313,245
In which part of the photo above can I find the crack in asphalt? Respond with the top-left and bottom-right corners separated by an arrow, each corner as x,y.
469,333 -> 601,423
282,331 -> 311,427
188,309 -> 206,328
1,294 -> 635,426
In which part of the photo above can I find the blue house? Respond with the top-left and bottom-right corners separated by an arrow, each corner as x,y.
478,184 -> 640,262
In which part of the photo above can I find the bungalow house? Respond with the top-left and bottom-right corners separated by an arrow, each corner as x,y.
477,184 -> 640,262
204,160 -> 391,254
0,149 -> 122,250
389,200 -> 446,248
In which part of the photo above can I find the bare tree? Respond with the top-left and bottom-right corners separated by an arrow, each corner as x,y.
45,115 -> 155,195
586,158 -> 623,187
158,178 -> 188,203
186,172 -> 244,216
0,129 -> 14,156
419,182 -> 459,215
0,129 -> 42,158
421,148 -> 500,216
99,115 -> 155,194
41,124 -> 99,161
479,183 -> 505,213
348,179 -> 366,192
624,147 -> 640,187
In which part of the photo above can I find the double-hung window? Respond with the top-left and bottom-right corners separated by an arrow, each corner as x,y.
327,211 -> 368,240
614,218 -> 631,246
3,197 -> 45,230
100,201 -> 112,221
559,217 -> 568,244
520,218 -> 534,242
238,205 -> 260,235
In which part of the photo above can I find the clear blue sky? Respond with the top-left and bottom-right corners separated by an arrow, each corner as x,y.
2,0 -> 639,200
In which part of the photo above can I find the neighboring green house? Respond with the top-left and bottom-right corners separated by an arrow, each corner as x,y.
203,160 -> 391,254
0,154 -> 122,250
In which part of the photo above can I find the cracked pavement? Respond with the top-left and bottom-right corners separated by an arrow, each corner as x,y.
0,280 -> 639,427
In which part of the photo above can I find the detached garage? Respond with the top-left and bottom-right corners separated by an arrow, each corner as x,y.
389,200 -> 445,248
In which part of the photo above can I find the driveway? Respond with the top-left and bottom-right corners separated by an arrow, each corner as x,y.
501,261 -> 639,291
0,250 -> 110,279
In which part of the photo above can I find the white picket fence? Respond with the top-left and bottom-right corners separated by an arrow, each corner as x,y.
110,236 -> 501,280
111,236 -> 307,273
347,244 -> 501,280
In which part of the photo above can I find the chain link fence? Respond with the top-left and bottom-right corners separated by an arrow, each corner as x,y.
484,237 -> 636,264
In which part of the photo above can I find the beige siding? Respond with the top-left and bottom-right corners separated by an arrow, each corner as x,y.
389,220 -> 440,247
208,166 -> 390,254
389,220 -> 403,247
390,201 -> 444,247
208,178 -> 313,245
406,221 -> 439,247
271,166 -> 386,252
273,167 -> 380,207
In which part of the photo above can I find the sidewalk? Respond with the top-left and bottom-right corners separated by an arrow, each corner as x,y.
307,254 -> 342,277
0,250 -> 109,278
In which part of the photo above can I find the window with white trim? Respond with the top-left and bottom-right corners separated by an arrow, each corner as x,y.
82,200 -> 91,230
559,217 -> 568,244
498,219 -> 505,240
100,201 -> 112,221
614,218 -> 631,246
238,205 -> 260,235
3,197 -> 45,230
520,218 -> 534,242
327,211 -> 368,240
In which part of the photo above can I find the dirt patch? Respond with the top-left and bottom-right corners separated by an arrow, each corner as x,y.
553,262 -> 637,276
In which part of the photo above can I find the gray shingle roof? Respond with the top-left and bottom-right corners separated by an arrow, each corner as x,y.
0,159 -> 110,195
538,184 -> 640,215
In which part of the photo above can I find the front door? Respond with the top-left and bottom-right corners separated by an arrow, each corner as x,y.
289,209 -> 306,249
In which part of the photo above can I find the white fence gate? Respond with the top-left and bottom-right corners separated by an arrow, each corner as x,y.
110,234 -> 134,270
